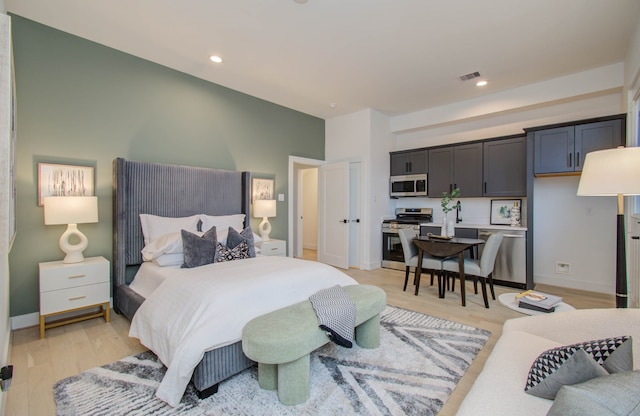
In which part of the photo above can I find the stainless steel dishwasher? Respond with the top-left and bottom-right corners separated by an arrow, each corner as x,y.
478,229 -> 526,287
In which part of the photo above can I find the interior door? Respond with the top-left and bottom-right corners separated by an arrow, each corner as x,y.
318,161 -> 349,269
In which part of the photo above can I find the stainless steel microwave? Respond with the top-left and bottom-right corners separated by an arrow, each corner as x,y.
390,174 -> 427,198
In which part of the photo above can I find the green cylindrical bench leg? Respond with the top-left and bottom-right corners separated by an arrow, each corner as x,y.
258,362 -> 278,390
355,313 -> 380,349
277,354 -> 310,405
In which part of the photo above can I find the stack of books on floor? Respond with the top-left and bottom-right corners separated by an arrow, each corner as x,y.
515,290 -> 562,313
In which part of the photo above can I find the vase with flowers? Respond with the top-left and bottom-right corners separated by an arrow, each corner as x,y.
440,188 -> 460,237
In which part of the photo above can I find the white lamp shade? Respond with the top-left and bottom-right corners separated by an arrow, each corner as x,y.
253,199 -> 276,218
44,196 -> 99,225
577,147 -> 640,196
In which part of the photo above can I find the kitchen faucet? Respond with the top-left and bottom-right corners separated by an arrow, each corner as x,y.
455,201 -> 462,223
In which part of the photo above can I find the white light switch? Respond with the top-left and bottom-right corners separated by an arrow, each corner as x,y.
278,193 -> 285,201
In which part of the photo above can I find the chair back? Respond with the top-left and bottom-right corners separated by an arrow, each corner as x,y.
479,233 -> 504,276
397,227 -> 418,266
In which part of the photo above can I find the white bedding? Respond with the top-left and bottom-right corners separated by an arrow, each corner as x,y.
128,261 -> 179,299
128,256 -> 358,407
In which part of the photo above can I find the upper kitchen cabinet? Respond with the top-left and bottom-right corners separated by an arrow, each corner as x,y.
483,136 -> 526,197
532,118 -> 624,175
390,149 -> 428,176
428,143 -> 483,197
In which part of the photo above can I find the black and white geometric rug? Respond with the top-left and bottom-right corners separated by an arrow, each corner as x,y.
53,306 -> 491,416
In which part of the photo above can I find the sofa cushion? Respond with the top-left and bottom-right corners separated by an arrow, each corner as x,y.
525,336 -> 632,399
547,371 -> 640,416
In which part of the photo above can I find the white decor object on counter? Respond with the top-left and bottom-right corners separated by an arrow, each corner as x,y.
440,187 -> 460,238
510,200 -> 521,227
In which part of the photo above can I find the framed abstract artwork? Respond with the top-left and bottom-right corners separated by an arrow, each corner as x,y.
37,162 -> 95,206
252,178 -> 274,201
490,199 -> 521,225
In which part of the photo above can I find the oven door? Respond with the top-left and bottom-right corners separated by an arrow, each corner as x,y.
382,231 -> 405,270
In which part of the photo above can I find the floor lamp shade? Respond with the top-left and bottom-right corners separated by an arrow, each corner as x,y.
577,147 -> 640,308
44,196 -> 99,263
253,199 -> 276,241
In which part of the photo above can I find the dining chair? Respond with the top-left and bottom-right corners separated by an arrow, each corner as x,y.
441,232 -> 504,308
398,227 -> 444,295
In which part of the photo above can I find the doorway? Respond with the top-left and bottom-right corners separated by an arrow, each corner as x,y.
288,156 -> 323,260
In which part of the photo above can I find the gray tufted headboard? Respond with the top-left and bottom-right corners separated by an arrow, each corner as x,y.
112,158 -> 250,314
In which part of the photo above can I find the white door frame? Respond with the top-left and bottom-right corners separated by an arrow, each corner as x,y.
288,156 -> 324,258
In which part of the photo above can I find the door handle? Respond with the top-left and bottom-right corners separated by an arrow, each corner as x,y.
339,219 -> 348,223
350,219 -> 360,223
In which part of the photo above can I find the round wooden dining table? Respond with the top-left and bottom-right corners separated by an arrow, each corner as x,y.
412,236 -> 485,306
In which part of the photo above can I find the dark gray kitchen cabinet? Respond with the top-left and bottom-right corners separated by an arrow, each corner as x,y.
533,119 -> 623,175
390,149 -> 427,176
483,136 -> 526,197
428,143 -> 483,198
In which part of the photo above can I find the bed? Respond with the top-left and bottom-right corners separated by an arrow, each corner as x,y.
112,158 -> 357,406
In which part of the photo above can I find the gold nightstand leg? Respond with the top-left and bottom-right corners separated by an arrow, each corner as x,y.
39,315 -> 45,339
104,302 -> 110,322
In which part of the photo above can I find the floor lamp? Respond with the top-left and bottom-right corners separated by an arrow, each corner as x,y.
577,147 -> 640,308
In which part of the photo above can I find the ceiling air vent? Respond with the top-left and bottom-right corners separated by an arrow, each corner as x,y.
459,71 -> 481,82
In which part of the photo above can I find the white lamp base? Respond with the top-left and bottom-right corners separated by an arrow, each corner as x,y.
258,217 -> 272,242
59,223 -> 88,264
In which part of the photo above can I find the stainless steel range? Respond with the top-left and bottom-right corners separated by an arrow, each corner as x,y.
382,208 -> 433,271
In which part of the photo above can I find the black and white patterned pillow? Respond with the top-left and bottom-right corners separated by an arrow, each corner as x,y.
525,336 -> 632,399
214,240 -> 251,262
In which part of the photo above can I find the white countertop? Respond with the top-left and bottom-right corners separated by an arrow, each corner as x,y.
419,222 -> 528,232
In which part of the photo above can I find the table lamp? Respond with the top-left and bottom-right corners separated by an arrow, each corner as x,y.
577,146 -> 640,308
44,196 -> 98,263
253,199 -> 276,241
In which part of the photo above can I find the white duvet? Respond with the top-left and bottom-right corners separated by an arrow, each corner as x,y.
128,256 -> 358,407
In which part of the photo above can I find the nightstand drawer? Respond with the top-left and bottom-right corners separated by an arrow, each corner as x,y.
39,257 -> 109,292
260,239 -> 286,256
40,282 -> 110,315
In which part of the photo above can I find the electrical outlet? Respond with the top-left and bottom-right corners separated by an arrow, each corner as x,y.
556,262 -> 571,275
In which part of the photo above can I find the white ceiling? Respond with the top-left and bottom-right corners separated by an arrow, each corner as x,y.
6,0 -> 640,119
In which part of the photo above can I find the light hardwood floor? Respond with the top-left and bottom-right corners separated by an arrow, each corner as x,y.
6,250 -> 615,415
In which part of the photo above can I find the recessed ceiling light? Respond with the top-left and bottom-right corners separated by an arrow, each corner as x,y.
210,55 -> 222,63
476,80 -> 488,87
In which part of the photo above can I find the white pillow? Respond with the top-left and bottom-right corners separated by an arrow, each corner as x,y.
139,214 -> 200,245
199,214 -> 245,234
141,231 -> 204,261
153,253 -> 184,267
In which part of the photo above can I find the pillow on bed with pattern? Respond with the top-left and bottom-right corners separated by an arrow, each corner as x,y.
226,226 -> 256,258
199,214 -> 245,235
215,240 -> 251,262
140,214 -> 200,246
181,227 -> 217,268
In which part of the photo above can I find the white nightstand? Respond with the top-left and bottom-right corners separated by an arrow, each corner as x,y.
260,239 -> 286,257
39,256 -> 110,339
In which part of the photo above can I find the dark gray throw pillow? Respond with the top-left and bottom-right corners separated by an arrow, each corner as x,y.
547,371 -> 640,416
181,227 -> 217,268
226,226 -> 256,258
525,336 -> 632,400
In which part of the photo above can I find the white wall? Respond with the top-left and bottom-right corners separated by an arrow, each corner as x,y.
325,108 -> 393,270
0,12 -> 11,413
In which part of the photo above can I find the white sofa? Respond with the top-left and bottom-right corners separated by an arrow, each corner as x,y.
456,308 -> 640,416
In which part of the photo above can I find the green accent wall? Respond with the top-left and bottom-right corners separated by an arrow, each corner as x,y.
9,16 -> 325,317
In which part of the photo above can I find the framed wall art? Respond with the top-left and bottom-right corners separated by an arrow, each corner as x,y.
252,177 -> 274,201
38,162 -> 95,206
490,199 -> 521,225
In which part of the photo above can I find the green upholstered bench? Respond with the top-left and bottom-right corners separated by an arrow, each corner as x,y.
241,284 -> 386,405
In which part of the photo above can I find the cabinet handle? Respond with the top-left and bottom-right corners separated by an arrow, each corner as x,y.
68,274 -> 86,279
69,295 -> 86,301
576,152 -> 580,167
484,182 -> 487,193
568,153 -> 572,167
